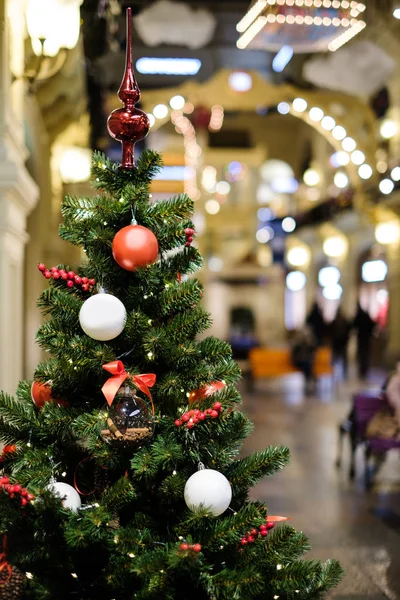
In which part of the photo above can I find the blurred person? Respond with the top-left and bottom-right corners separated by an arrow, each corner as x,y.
306,302 -> 326,346
330,307 -> 351,379
291,326 -> 317,394
353,302 -> 376,380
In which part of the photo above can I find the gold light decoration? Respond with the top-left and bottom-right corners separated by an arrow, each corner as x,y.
236,0 -> 366,53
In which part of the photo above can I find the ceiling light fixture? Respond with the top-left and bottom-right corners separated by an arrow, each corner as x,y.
136,57 -> 202,75
272,45 -> 294,72
236,0 -> 365,52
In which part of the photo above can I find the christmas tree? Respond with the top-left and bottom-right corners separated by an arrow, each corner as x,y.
0,9 -> 343,600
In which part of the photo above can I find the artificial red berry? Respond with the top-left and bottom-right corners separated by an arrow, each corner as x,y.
21,498 -> 27,507
251,529 -> 259,536
193,409 -> 201,415
192,544 -> 202,553
199,412 -> 206,420
50,267 -> 58,272
260,530 -> 268,536
192,416 -> 199,424
247,535 -> 255,543
14,485 -> 21,493
88,279 -> 95,286
174,419 -> 182,427
259,525 -> 267,532
1,477 -> 9,484
185,242 -> 191,247
53,272 -> 60,280
213,402 -> 222,411
8,486 -> 15,493
81,277 -> 88,284
180,543 -> 189,551
67,271 -> 75,279
44,270 -> 52,279
187,421 -> 195,429
9,493 -> 14,499
27,494 -> 35,501
74,276 -> 82,285
82,284 -> 89,292
181,414 -> 190,423
67,280 -> 74,288
61,272 -> 68,280
206,409 -> 213,415
38,263 -> 46,272
210,410 -> 219,418
240,538 -> 248,545
21,489 -> 28,498
266,521 -> 275,530
186,236 -> 193,243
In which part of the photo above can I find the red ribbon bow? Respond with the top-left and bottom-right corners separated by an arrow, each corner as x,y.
102,361 -> 156,412
0,535 -> 12,585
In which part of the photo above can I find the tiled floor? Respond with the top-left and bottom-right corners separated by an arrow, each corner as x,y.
241,373 -> 400,600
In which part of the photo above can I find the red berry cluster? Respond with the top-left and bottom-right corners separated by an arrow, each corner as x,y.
38,264 -> 95,292
185,227 -> 195,247
179,543 -> 202,553
240,520 -> 275,546
0,477 -> 34,507
174,402 -> 223,430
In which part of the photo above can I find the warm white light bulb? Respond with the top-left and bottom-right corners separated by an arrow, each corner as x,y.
379,178 -> 394,195
323,236 -> 347,257
342,137 -> 357,152
309,107 -> 324,122
303,168 -> 320,186
153,104 -> 169,119
391,166 -> 400,181
321,116 -> 336,130
205,199 -> 221,215
334,172 -> 349,188
282,216 -> 296,232
351,150 -> 365,165
358,164 -> 372,179
292,98 -> 307,112
169,95 -> 185,110
375,221 -> 400,244
332,125 -> 347,140
380,119 -> 398,139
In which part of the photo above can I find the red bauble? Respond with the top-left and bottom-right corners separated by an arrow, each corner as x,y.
112,225 -> 159,271
31,382 -> 68,409
31,381 -> 52,409
188,381 -> 226,404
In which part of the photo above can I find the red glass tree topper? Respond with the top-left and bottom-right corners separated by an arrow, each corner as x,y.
107,7 -> 150,169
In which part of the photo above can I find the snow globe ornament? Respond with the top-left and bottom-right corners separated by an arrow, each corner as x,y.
100,385 -> 154,448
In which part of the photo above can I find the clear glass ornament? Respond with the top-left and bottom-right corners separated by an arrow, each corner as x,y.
100,385 -> 154,448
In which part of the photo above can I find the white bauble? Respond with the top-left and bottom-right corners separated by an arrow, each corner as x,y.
184,468 -> 232,517
79,293 -> 126,341
48,482 -> 82,513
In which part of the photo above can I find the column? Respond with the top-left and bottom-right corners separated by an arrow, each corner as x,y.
386,241 -> 400,364
0,0 -> 39,394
